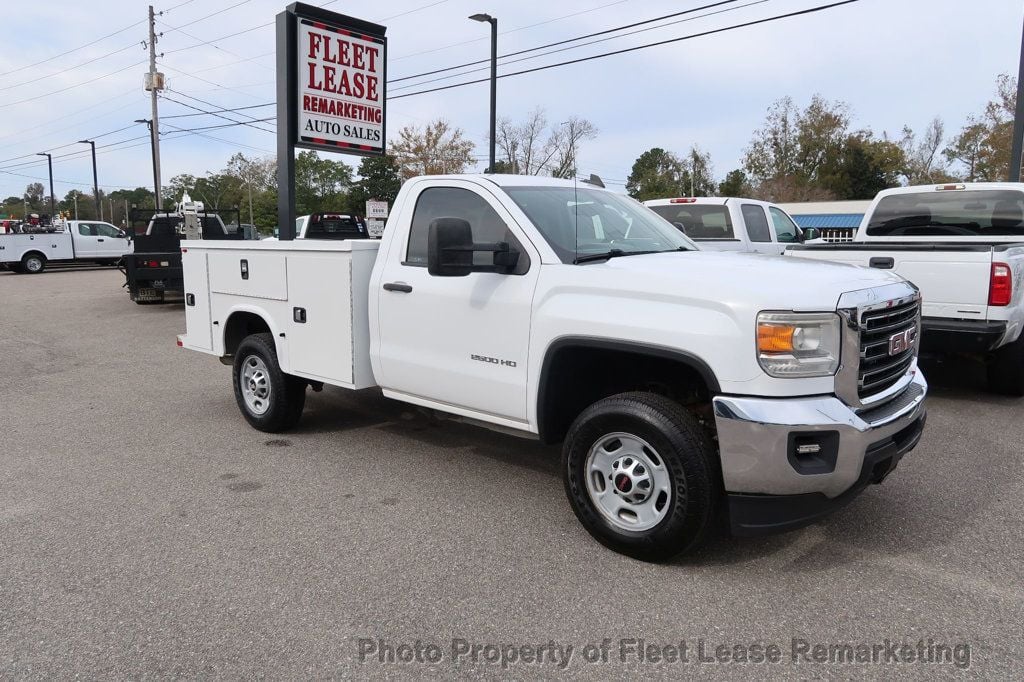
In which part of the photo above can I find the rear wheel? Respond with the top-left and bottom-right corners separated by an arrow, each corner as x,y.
21,253 -> 45,274
562,391 -> 719,561
987,335 -> 1024,396
232,332 -> 306,432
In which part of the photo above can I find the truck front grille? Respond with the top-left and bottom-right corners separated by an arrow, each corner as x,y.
858,299 -> 919,399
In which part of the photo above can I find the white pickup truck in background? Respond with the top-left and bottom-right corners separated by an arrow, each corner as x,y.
786,183 -> 1024,395
177,174 -> 927,560
0,220 -> 131,273
644,197 -> 804,254
265,212 -> 369,241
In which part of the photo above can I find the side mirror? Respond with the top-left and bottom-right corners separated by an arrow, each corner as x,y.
802,227 -> 819,241
427,217 -> 519,276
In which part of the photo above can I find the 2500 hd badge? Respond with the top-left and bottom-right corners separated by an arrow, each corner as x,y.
471,354 -> 517,368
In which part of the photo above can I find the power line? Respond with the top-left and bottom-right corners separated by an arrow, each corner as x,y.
390,0 -> 631,63
160,94 -> 276,133
161,102 -> 274,119
163,118 -> 274,134
160,121 -> 275,154
390,0 -> 741,84
389,0 -> 860,100
159,0 -> 254,34
390,0 -> 769,93
0,61 -> 147,109
0,43 -> 139,93
157,17 -> 274,69
0,20 -> 145,78
166,88 -> 273,124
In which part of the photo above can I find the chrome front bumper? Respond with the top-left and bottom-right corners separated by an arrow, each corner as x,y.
712,367 -> 927,499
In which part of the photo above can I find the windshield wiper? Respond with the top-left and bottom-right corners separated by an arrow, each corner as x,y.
573,247 -> 687,264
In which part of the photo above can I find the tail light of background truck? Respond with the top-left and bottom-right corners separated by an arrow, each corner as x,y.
989,262 -> 1012,306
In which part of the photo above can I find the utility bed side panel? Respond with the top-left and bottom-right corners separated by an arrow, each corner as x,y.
0,233 -> 74,263
208,250 -> 288,301
179,239 -> 380,390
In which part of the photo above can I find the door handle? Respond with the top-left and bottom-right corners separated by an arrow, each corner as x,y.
869,257 -> 894,269
383,282 -> 413,293
97,239 -> 105,242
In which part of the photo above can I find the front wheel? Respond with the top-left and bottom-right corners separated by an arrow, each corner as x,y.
232,333 -> 307,432
562,392 -> 719,562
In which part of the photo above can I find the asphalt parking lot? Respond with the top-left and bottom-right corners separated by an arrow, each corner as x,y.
1,267 -> 1022,678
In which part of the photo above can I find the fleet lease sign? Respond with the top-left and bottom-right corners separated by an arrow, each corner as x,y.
298,18 -> 384,153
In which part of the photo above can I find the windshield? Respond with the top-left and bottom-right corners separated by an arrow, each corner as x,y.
648,204 -> 734,239
504,186 -> 695,263
866,189 -> 1024,237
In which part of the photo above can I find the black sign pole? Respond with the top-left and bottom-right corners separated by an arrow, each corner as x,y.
276,7 -> 298,241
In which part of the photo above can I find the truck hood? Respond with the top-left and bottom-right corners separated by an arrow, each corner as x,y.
592,250 -> 908,310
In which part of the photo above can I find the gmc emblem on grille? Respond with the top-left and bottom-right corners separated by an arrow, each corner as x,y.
888,327 -> 918,356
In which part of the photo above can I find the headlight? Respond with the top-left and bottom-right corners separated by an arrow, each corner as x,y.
757,312 -> 841,378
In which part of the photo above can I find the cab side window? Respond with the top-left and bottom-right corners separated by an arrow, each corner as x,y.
406,186 -> 529,274
77,223 -> 98,236
741,204 -> 772,242
769,207 -> 800,243
96,223 -> 121,238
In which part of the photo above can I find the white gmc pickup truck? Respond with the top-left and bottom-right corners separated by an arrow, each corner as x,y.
177,174 -> 927,560
786,183 -> 1024,395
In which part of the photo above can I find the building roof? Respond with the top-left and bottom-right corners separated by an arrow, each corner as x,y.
792,213 -> 864,229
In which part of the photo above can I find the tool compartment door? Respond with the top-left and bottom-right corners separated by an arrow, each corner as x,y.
182,250 -> 213,351
285,252 -> 357,386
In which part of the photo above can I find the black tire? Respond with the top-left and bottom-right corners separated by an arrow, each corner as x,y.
21,252 -> 45,274
562,391 -> 719,562
987,335 -> 1024,396
232,332 -> 307,432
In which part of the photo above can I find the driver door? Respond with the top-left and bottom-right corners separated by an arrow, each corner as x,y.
93,222 -> 129,258
375,181 -> 540,423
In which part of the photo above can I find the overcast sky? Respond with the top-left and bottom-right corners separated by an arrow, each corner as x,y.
0,0 -> 1020,201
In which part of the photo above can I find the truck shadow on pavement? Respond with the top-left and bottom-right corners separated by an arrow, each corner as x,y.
297,366 -> 1014,569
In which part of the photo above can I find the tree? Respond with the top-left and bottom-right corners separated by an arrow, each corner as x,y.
193,172 -> 241,210
683,146 -> 716,196
25,182 -> 44,207
167,174 -> 197,203
626,148 -> 686,200
549,116 -> 599,178
345,154 -> 402,214
900,117 -> 950,184
718,169 -> 751,197
743,95 -> 852,200
944,122 -> 987,182
391,119 -> 475,179
945,74 -> 1017,181
294,150 -> 354,215
494,108 -> 561,175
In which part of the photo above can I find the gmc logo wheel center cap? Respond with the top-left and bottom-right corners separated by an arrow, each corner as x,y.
614,474 -> 633,493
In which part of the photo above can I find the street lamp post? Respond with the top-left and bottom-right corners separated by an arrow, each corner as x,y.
77,139 -> 100,219
36,152 -> 55,219
134,119 -> 161,206
469,13 -> 497,173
